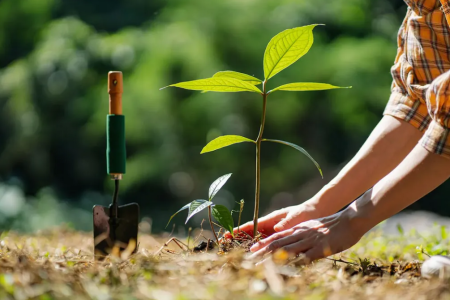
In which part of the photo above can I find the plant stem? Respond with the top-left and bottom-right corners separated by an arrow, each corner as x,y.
253,81 -> 268,237
208,205 -> 219,244
237,201 -> 244,232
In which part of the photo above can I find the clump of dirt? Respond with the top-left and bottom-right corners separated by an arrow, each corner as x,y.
193,240 -> 215,252
218,231 -> 267,254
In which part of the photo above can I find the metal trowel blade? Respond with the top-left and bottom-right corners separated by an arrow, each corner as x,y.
93,203 -> 140,259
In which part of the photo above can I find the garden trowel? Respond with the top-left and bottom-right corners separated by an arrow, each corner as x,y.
93,71 -> 140,259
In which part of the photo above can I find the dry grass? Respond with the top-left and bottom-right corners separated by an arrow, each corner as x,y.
0,225 -> 450,300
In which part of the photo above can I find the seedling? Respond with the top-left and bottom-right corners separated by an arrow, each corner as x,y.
235,199 -> 244,233
162,24 -> 350,237
166,173 -> 235,244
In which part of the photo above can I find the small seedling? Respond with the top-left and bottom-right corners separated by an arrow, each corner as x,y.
237,199 -> 244,232
166,173 -> 235,244
162,24 -> 350,237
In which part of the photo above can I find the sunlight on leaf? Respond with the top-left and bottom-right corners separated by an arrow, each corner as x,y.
212,204 -> 234,235
264,24 -> 321,80
269,82 -> 351,93
209,173 -> 232,200
201,72 -> 262,93
213,71 -> 262,85
186,200 -> 212,224
201,135 -> 255,154
161,78 -> 262,93
166,203 -> 190,228
262,139 -> 323,178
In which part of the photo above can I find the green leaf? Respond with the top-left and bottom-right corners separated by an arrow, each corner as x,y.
213,71 -> 262,85
269,82 -> 351,94
161,78 -> 262,93
209,173 -> 232,200
201,72 -> 262,94
212,205 -> 234,236
166,203 -> 190,228
186,200 -> 212,224
201,135 -> 255,154
263,24 -> 321,80
263,139 -> 323,178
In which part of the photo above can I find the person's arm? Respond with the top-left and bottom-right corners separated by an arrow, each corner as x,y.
250,143 -> 450,260
274,115 -> 423,230
351,140 -> 450,232
308,115 -> 423,213
235,115 -> 424,236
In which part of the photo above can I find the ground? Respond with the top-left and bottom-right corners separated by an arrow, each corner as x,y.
0,224 -> 450,300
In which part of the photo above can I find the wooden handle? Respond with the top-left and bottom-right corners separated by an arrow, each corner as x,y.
108,71 -> 123,115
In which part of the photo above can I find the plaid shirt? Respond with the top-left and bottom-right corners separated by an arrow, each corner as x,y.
384,0 -> 450,157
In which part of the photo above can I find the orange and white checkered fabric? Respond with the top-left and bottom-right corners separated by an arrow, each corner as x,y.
384,0 -> 450,158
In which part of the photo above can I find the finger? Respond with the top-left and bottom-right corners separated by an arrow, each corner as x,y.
249,236 -> 294,259
282,236 -> 315,255
233,209 -> 288,237
274,212 -> 305,232
250,233 -> 315,259
301,243 -> 331,264
249,229 -> 295,252
249,231 -> 303,258
249,245 -> 274,259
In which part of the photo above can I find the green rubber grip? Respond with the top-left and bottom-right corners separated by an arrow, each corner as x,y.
107,115 -> 126,174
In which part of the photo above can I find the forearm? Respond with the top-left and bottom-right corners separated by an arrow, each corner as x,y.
347,144 -> 450,233
307,115 -> 423,216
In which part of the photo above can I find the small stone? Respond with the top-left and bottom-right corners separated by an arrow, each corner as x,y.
250,279 -> 267,293
421,256 -> 450,279
395,278 -> 409,285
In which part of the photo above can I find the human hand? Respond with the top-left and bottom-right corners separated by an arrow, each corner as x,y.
249,209 -> 367,263
232,202 -> 321,238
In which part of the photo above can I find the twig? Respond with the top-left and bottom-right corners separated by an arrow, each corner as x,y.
193,220 -> 205,246
208,206 -> 219,244
212,221 -> 226,231
187,227 -> 192,251
154,237 -> 189,256
326,257 -> 359,267
169,223 -> 176,237
239,230 -> 254,240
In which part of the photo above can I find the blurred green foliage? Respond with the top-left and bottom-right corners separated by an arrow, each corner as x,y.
0,0 -> 448,232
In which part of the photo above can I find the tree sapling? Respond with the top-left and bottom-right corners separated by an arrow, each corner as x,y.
166,173 -> 235,244
162,24 -> 350,237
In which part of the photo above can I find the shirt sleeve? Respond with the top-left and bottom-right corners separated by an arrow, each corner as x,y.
383,8 -> 431,131
419,70 -> 450,158
440,0 -> 450,26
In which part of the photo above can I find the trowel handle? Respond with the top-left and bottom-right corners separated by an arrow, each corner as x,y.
106,71 -> 126,178
108,71 -> 123,115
